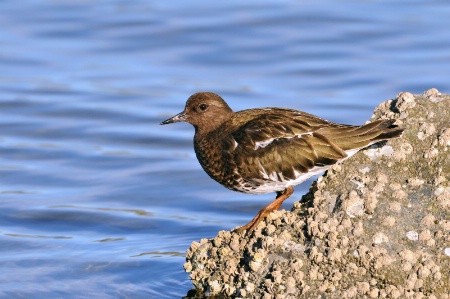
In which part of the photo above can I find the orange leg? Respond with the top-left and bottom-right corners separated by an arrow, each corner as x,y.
235,186 -> 294,234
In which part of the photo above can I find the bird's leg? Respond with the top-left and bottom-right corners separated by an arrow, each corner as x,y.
235,186 -> 294,234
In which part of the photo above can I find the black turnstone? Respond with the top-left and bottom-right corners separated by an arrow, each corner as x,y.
161,92 -> 403,233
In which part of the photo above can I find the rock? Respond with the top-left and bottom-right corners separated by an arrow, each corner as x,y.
184,88 -> 450,298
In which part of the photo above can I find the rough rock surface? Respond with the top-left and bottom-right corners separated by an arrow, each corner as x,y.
184,88 -> 450,299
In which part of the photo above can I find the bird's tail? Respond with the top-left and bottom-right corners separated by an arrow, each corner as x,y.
365,119 -> 404,143
323,119 -> 404,151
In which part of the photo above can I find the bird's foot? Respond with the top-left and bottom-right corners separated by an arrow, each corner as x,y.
234,187 -> 294,235
235,209 -> 270,234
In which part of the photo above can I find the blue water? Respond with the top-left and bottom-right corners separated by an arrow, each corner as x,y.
1,0 -> 449,298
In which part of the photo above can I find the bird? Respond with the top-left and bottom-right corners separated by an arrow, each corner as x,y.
160,92 -> 403,233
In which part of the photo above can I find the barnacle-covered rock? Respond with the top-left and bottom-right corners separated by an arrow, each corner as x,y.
184,89 -> 450,298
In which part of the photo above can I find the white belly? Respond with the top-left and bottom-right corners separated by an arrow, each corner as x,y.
233,148 -> 360,194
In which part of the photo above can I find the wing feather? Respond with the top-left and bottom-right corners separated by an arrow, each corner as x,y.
225,109 -> 348,183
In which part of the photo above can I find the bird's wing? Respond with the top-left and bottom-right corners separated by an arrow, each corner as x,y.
223,109 -> 350,182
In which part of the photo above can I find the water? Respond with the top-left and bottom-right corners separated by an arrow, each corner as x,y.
0,0 -> 449,298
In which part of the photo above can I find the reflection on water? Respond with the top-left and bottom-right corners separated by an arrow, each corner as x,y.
4,233 -> 72,239
131,251 -> 186,258
50,205 -> 155,217
1,0 -> 449,297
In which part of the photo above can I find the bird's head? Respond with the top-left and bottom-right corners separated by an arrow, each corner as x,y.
161,92 -> 234,135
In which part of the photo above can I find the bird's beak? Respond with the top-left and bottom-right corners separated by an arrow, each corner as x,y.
160,111 -> 187,125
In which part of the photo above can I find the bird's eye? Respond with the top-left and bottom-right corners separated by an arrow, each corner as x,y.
199,104 -> 208,111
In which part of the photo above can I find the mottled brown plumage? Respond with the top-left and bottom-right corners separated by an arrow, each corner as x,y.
161,92 -> 403,233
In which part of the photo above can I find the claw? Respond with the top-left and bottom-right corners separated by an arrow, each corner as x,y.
234,187 -> 294,234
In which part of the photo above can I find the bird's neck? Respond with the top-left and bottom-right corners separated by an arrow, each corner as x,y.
194,112 -> 234,137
